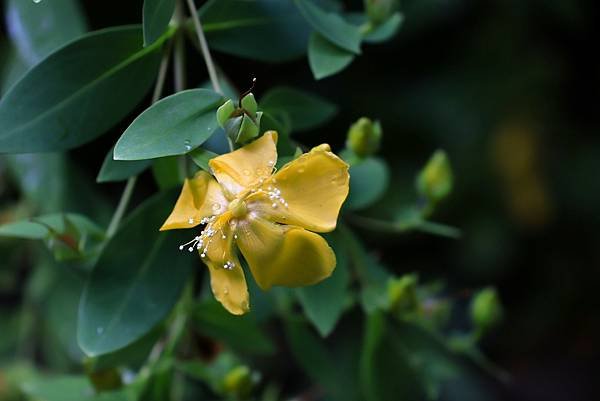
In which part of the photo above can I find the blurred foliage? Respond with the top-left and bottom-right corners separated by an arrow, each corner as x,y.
1,0 -> 598,401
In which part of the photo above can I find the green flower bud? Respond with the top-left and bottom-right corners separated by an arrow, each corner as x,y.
236,114 -> 260,144
388,274 -> 418,315
346,117 -> 382,158
222,365 -> 254,398
241,92 -> 258,115
217,99 -> 236,128
470,287 -> 503,334
364,0 -> 396,25
416,150 -> 453,203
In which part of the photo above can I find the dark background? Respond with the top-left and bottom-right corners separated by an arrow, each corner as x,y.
3,0 -> 600,400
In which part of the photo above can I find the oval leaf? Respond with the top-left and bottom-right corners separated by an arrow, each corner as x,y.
77,191 -> 194,356
97,146 -> 152,183
5,0 -> 87,66
114,89 -> 224,160
296,231 -> 350,337
143,0 -> 176,46
199,0 -> 311,62
295,0 -> 361,54
261,86 -> 338,131
345,157 -> 390,210
308,32 -> 355,80
0,25 -> 166,154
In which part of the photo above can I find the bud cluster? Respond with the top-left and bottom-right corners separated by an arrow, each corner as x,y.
216,92 -> 263,146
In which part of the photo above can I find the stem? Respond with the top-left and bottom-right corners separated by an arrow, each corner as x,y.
106,44 -> 172,237
173,1 -> 187,92
106,176 -> 137,237
185,0 -> 222,94
347,214 -> 461,239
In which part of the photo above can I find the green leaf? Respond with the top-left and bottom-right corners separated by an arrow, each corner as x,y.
345,157 -> 390,210
295,0 -> 362,54
364,13 -> 404,43
143,0 -> 176,46
21,376 -> 130,401
360,313 -> 427,401
189,148 -> 218,171
97,146 -> 152,183
0,25 -> 167,154
42,263 -> 86,361
5,0 -> 87,66
261,86 -> 338,132
296,231 -> 350,336
193,300 -> 275,355
199,0 -> 311,62
308,32 -> 355,80
1,45 -> 28,95
152,156 -> 183,190
77,191 -> 194,356
0,213 -> 104,240
284,318 -> 340,396
89,327 -> 162,372
114,89 -> 224,160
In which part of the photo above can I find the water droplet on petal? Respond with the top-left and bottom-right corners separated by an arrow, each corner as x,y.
242,169 -> 251,176
224,287 -> 229,295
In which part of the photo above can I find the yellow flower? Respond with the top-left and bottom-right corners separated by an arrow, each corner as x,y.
160,131 -> 350,314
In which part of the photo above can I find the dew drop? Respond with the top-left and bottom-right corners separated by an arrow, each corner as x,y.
224,287 -> 229,295
212,203 -> 221,212
184,139 -> 192,151
242,169 -> 251,176
96,327 -> 104,335
33,0 -> 42,3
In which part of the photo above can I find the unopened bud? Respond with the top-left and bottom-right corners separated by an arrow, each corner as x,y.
364,0 -> 396,25
388,274 -> 418,315
217,99 -> 236,128
470,287 -> 503,333
416,150 -> 453,203
222,365 -> 255,398
346,117 -> 382,158
241,92 -> 258,115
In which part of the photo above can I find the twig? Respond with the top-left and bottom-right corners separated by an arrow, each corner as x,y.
185,0 -> 222,94
106,44 -> 172,237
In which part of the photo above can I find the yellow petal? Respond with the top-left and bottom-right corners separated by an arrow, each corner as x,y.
160,171 -> 229,231
236,216 -> 336,290
209,131 -> 278,196
202,217 -> 249,315
205,258 -> 249,315
249,144 -> 349,232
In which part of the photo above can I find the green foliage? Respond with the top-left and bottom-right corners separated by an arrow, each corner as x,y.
260,86 -> 338,132
77,192 -> 193,356
198,0 -> 311,62
114,89 -> 224,160
0,0 -> 505,400
97,147 -> 152,183
143,0 -> 176,46
295,0 -> 362,54
0,26 -> 168,153
308,31 -> 355,80
4,0 -> 87,66
346,157 -> 390,210
193,300 -> 274,355
296,231 -> 351,336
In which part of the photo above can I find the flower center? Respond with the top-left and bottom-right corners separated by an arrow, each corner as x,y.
228,199 -> 248,218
